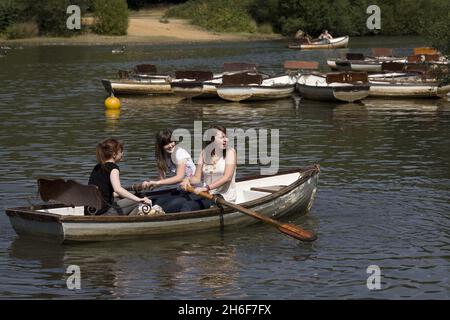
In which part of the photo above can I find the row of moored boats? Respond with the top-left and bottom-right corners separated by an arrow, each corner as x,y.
102,48 -> 450,103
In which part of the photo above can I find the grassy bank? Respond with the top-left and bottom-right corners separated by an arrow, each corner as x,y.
0,8 -> 282,46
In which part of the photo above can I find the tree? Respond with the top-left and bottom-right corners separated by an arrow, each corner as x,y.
92,0 -> 129,35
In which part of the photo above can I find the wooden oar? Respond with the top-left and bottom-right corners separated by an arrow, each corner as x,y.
185,185 -> 317,242
124,182 -> 155,192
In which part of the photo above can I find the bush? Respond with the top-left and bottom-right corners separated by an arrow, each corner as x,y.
30,0 -> 80,36
165,0 -> 257,33
5,22 -> 39,39
257,23 -> 273,34
92,0 -> 129,36
0,0 -> 29,33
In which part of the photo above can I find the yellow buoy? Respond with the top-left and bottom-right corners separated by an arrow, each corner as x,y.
104,96 -> 121,110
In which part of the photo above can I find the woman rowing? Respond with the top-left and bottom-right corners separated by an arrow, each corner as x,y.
179,125 -> 237,210
86,138 -> 151,216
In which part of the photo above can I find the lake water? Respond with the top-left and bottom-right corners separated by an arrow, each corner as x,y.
0,37 -> 449,299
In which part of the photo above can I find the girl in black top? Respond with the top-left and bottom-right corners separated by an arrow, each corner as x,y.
87,138 -> 151,215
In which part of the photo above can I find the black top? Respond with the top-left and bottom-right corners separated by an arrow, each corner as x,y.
87,162 -> 119,215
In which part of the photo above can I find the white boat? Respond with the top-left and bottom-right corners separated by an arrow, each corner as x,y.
296,72 -> 370,102
5,166 -> 320,243
368,79 -> 450,98
217,73 -> 297,102
101,77 -> 173,96
327,52 -> 407,72
288,36 -> 349,50
170,63 -> 259,99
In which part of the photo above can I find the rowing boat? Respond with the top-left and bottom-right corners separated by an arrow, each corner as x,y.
217,73 -> 297,102
368,79 -> 450,98
170,63 -> 259,99
288,36 -> 349,50
296,72 -> 370,102
5,165 -> 320,243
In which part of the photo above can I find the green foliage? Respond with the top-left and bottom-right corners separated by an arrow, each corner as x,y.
248,0 -> 450,39
165,0 -> 257,33
5,22 -> 39,39
0,0 -> 29,33
31,0 -> 73,36
92,0 -> 129,35
417,1 -> 450,54
257,23 -> 273,34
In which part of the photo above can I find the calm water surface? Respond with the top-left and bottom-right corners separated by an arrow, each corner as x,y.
0,37 -> 449,299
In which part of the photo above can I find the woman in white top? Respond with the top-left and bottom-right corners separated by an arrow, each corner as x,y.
180,125 -> 237,210
141,129 -> 197,212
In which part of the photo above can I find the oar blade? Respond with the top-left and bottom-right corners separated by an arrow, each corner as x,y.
278,223 -> 317,242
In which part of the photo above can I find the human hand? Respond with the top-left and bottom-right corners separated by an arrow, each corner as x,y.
180,179 -> 191,191
140,197 -> 152,205
194,187 -> 208,194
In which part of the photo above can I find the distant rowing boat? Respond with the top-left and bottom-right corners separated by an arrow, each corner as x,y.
288,36 -> 349,50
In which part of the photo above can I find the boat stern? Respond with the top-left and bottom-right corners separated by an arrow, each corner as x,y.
5,207 -> 65,243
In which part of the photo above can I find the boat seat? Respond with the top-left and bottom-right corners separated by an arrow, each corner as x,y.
37,178 -> 103,210
118,70 -> 130,79
372,48 -> 393,57
250,185 -> 286,193
222,73 -> 263,86
175,70 -> 214,81
223,62 -> 257,73
346,53 -> 364,61
134,64 -> 157,74
326,72 -> 368,84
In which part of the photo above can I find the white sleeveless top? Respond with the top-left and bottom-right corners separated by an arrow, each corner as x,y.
202,150 -> 236,202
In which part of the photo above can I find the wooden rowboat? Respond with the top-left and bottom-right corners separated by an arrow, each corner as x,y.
5,165 -> 320,243
296,72 -> 370,102
327,52 -> 407,72
170,63 -> 259,100
101,78 -> 173,96
288,36 -> 349,50
368,79 -> 450,98
217,73 -> 297,102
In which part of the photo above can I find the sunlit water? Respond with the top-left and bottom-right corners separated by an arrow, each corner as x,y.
0,37 -> 449,299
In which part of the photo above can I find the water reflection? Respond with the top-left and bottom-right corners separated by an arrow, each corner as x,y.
7,232 -> 241,299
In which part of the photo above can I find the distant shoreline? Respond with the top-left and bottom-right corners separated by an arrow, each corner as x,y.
0,8 -> 284,47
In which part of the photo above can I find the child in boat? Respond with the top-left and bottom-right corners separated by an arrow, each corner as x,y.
179,125 -> 237,211
86,138 -> 152,215
140,129 -> 197,212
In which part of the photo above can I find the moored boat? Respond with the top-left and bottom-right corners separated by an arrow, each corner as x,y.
170,63 -> 258,100
288,36 -> 349,50
5,165 -> 320,243
101,64 -> 174,96
327,50 -> 408,72
368,78 -> 450,98
217,73 -> 297,102
296,72 -> 370,103
101,77 -> 173,96
170,70 -> 216,99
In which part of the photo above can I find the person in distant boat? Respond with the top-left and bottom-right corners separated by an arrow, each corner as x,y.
179,125 -> 237,211
295,29 -> 312,44
319,30 -> 333,41
140,129 -> 197,212
86,138 -> 151,216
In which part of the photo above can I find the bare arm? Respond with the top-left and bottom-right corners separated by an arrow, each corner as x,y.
180,151 -> 203,189
110,169 -> 151,204
153,160 -> 187,186
206,148 -> 236,190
